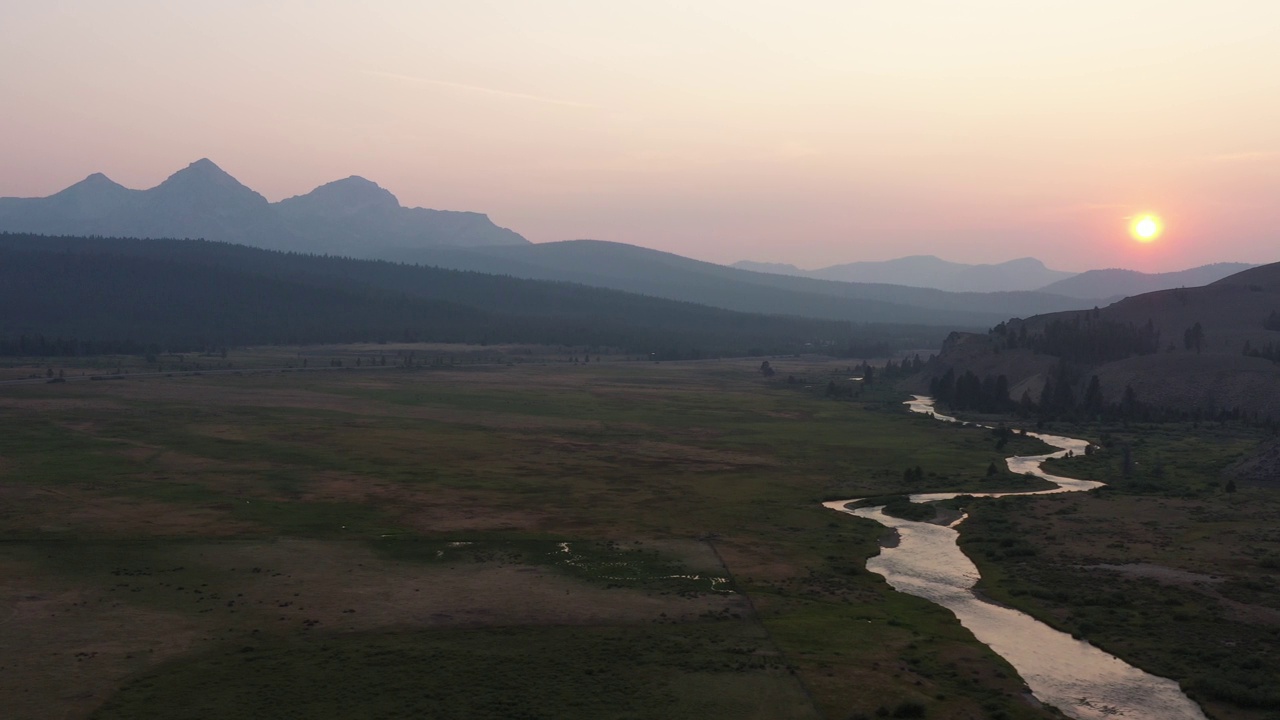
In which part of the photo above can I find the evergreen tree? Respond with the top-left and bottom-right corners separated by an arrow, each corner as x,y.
1184,322 -> 1204,354
1122,385 -> 1139,419
1083,375 -> 1104,415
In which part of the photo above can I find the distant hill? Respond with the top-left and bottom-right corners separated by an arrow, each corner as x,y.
912,262 -> 1280,419
384,240 -> 1103,328
1035,263 -> 1258,299
732,255 -> 1074,292
0,160 -> 527,254
732,260 -> 806,276
0,232 -> 929,359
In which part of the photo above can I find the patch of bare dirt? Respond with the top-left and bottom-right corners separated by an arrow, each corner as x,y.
304,474 -> 555,533
626,440 -> 776,469
67,498 -> 258,537
116,381 -> 597,432
212,539 -> 745,631
761,411 -> 812,420
114,445 -> 160,463
0,485 -> 258,538
147,450 -> 276,479
189,423 -> 253,442
712,538 -> 800,584
544,438 -> 773,471
0,397 -> 129,412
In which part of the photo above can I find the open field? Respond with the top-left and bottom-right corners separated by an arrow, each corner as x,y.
1,352 -> 1072,719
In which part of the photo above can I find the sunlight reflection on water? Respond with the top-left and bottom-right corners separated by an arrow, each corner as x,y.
823,396 -> 1206,720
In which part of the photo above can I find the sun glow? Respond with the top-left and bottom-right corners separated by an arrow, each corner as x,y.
1130,214 -> 1163,243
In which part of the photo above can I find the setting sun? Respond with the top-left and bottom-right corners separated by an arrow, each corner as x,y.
1130,214 -> 1163,243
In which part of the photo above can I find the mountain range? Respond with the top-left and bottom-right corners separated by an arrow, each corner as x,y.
0,160 -> 1110,328
0,160 -> 1265,330
370,241 -> 1110,328
733,256 -> 1257,298
0,159 -> 527,255
733,256 -> 1075,292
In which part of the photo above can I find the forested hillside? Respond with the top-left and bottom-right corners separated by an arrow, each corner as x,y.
911,262 -> 1280,421
0,233 -> 929,359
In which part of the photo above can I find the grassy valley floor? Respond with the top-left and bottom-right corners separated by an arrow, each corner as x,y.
2,352 -> 1070,719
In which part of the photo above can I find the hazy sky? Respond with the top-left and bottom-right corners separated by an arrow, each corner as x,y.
3,1 -> 1279,272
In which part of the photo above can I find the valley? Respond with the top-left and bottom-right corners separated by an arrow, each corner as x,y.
0,349 -> 1275,718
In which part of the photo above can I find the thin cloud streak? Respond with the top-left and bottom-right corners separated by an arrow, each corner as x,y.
365,71 -> 600,109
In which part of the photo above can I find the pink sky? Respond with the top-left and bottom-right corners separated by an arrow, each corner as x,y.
3,1 -> 1279,272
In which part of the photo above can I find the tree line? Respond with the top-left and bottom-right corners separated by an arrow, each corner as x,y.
991,312 -> 1160,364
0,233 -> 931,360
929,364 -> 1275,429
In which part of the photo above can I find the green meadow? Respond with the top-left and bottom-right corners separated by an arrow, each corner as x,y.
1,351 -> 1082,719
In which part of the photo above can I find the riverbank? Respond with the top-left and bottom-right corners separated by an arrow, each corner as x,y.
912,403 -> 1279,719
826,397 -> 1209,720
962,421 -> 1280,719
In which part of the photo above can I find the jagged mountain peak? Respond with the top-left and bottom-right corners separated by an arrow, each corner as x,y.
41,172 -> 137,215
53,172 -> 130,196
168,158 -> 233,181
0,159 -> 528,249
148,159 -> 268,206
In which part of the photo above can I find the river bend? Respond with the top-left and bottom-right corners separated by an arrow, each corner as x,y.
824,396 -> 1206,720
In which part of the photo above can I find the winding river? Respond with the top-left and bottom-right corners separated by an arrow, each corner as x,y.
824,396 -> 1207,720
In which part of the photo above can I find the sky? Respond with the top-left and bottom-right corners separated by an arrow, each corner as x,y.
2,1 -> 1279,272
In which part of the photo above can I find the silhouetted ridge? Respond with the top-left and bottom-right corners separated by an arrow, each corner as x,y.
147,158 -> 268,207
1212,263 -> 1280,289
732,254 -> 1075,292
1037,263 -> 1258,299
278,176 -> 401,214
47,173 -> 135,210
0,160 -> 528,252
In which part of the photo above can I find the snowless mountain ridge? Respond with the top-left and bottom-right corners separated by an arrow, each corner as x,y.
0,159 -> 528,255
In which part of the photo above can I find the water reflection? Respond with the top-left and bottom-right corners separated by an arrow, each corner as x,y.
824,396 -> 1206,720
